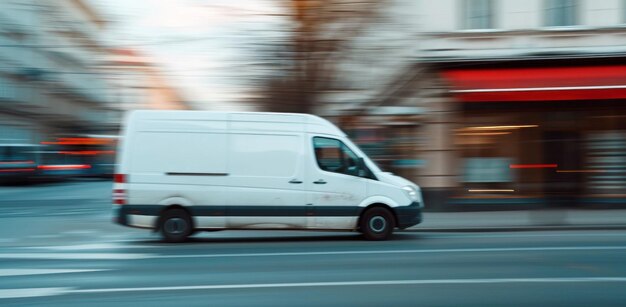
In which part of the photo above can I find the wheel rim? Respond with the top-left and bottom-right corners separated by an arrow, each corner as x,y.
369,216 -> 387,233
164,217 -> 187,235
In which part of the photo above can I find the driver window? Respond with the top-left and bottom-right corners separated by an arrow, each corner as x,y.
313,137 -> 359,176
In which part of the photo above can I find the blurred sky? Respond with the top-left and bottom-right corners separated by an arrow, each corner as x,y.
90,0 -> 289,111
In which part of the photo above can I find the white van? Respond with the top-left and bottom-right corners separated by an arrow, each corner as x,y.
113,111 -> 423,242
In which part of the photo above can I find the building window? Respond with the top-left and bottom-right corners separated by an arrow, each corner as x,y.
545,0 -> 578,27
462,0 -> 494,30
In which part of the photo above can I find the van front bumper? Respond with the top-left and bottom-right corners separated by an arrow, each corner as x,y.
395,202 -> 422,229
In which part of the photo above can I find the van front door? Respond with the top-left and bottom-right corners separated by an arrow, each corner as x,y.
307,136 -> 368,229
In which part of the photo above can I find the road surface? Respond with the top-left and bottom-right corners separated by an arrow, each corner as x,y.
1,181 -> 625,306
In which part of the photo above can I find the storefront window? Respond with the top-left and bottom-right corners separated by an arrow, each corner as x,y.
456,122 -> 539,195
586,131 -> 626,195
463,158 -> 512,183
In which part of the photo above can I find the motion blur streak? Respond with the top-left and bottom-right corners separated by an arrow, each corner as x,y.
510,164 -> 559,169
37,165 -> 92,170
0,168 -> 36,172
468,189 -> 515,193
1,0 -> 626,305
0,0 -> 624,209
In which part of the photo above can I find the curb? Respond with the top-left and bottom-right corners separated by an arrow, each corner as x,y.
402,225 -> 626,232
0,198 -> 108,206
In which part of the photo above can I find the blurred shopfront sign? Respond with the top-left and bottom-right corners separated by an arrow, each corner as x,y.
443,65 -> 626,102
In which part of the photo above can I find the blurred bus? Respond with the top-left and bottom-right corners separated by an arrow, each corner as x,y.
0,144 -> 39,183
0,136 -> 116,184
35,147 -> 93,180
40,136 -> 117,178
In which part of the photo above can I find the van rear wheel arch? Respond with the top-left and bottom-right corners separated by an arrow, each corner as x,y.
156,205 -> 194,228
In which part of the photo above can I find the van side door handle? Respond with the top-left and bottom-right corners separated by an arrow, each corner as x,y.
313,179 -> 327,184
289,179 -> 303,184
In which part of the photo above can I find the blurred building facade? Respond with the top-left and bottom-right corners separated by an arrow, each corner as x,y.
0,0 -> 118,146
326,0 -> 626,209
106,48 -> 189,114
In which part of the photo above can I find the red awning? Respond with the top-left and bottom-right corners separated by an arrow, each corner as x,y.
443,65 -> 626,102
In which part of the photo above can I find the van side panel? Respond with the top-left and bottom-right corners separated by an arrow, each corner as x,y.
229,134 -> 299,178
225,132 -> 308,228
131,132 -> 228,174
124,116 -> 231,229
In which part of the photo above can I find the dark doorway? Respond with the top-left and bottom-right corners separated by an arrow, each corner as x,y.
543,131 -> 584,207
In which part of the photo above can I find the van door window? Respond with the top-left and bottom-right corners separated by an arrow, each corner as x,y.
313,137 -> 360,176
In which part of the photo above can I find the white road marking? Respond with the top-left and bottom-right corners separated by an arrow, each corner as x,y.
157,246 -> 626,259
0,253 -> 153,260
425,232 -> 626,239
23,243 -> 159,251
71,277 -> 626,293
3,277 -> 626,299
1,246 -> 625,261
0,288 -> 72,299
0,269 -> 111,277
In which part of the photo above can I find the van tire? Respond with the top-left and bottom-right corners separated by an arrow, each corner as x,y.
159,209 -> 192,243
359,207 -> 394,241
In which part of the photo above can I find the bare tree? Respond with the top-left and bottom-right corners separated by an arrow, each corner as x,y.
257,0 -> 388,113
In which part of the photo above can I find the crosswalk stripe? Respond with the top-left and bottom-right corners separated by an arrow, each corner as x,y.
0,253 -> 152,260
22,243 -> 158,251
0,269 -> 111,277
0,288 -> 72,299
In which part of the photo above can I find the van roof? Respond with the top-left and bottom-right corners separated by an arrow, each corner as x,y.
128,110 -> 345,136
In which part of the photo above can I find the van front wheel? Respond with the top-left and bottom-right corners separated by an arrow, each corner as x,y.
359,207 -> 394,241
159,209 -> 192,243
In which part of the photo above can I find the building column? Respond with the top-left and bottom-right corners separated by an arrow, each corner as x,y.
415,96 -> 460,210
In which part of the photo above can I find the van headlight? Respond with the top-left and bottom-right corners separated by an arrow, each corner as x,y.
402,186 -> 419,202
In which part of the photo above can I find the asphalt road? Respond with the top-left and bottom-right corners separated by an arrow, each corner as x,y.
1,181 -> 626,306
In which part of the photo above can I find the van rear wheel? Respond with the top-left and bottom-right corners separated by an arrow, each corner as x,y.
159,209 -> 192,243
359,207 -> 394,241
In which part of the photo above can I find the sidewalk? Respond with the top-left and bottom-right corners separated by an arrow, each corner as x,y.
411,209 -> 626,231
0,180 -> 111,201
